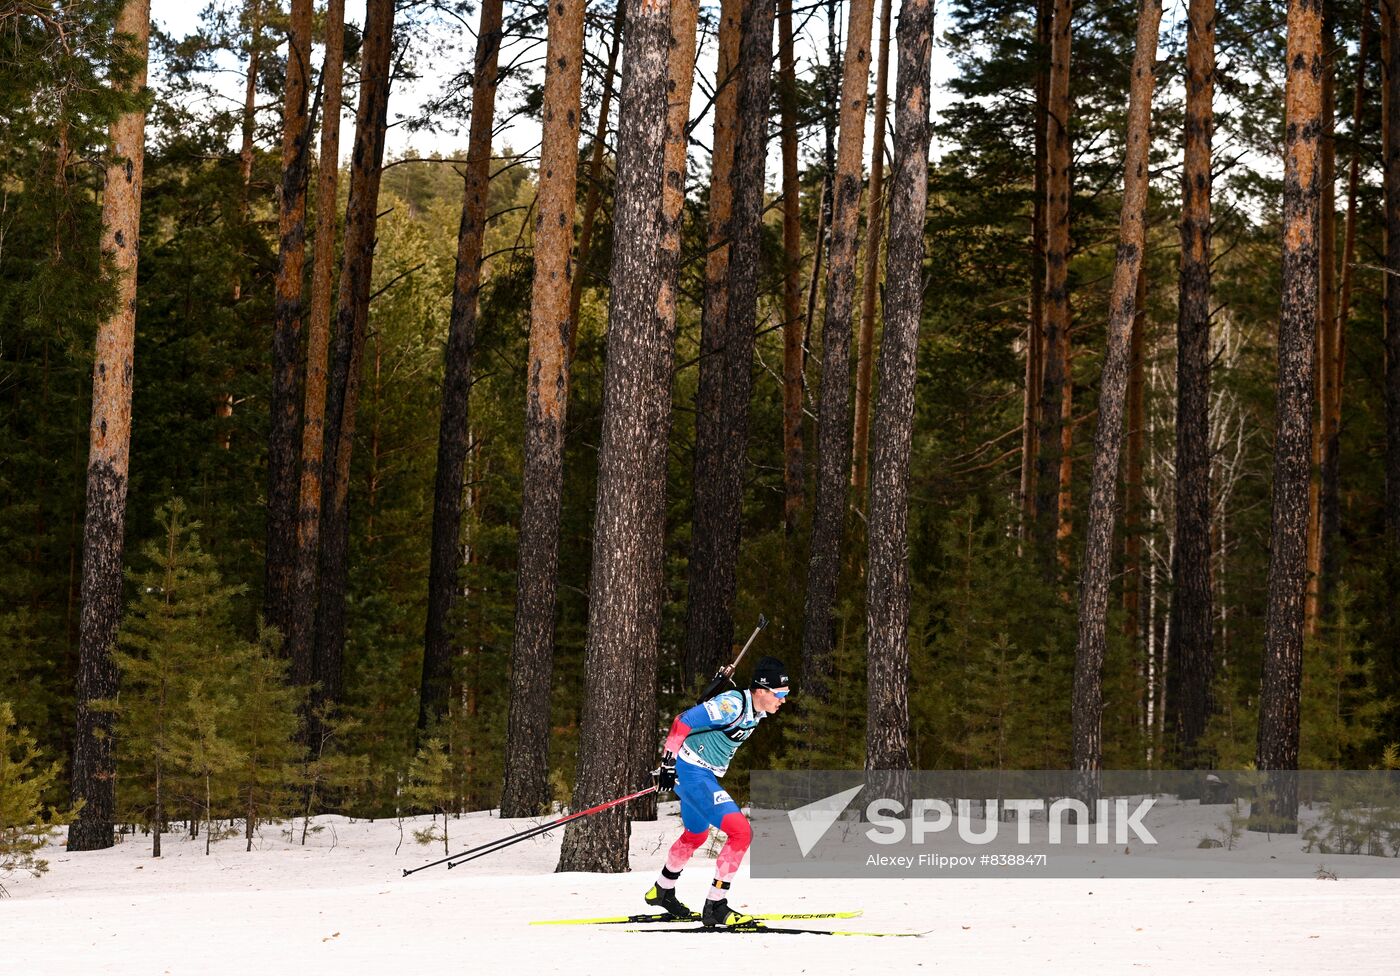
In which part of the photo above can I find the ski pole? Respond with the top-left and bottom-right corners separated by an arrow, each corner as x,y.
446,784 -> 658,870
696,613 -> 768,704
401,785 -> 658,877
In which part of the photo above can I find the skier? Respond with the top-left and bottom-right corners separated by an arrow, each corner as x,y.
644,655 -> 791,927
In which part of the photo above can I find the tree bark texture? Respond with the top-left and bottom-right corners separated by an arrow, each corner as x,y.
289,0 -> 346,705
630,0 -> 700,823
1166,0 -> 1215,766
1256,0 -> 1322,832
420,0 -> 505,733
1123,267 -> 1146,652
1035,0 -> 1073,574
557,0 -> 672,873
865,0 -> 932,777
500,0 -> 587,819
779,0 -> 805,536
70,0 -> 150,852
684,0 -> 740,690
1022,0 -> 1053,532
1071,0 -> 1161,775
1306,11 -> 1337,635
801,0 -> 876,716
266,0 -> 314,674
804,179 -> 829,378
852,0 -> 893,511
569,1 -> 626,346
684,0 -> 774,690
316,0 -> 395,711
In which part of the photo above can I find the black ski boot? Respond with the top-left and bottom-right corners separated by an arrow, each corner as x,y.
644,884 -> 692,918
701,897 -> 756,928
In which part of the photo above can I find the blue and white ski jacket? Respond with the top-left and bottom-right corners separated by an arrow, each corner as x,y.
675,689 -> 766,776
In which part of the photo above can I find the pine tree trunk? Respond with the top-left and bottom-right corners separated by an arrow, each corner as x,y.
684,0 -> 744,689
1057,374 -> 1074,571
237,0 -> 264,217
557,0 -> 673,874
1123,267 -> 1146,652
865,0 -> 932,778
266,0 -> 314,674
1327,2 -> 1369,616
630,0 -> 700,823
684,0 -> 774,689
1306,11 -> 1337,636
289,0 -> 346,710
1071,0 -> 1161,775
1166,0 -> 1215,766
420,0 -> 504,733
778,0 -> 805,537
500,0 -> 586,819
568,1 -> 626,348
1021,0 -> 1052,533
852,0 -> 893,511
823,0 -> 838,239
1256,0 -> 1323,834
316,0 -> 395,711
70,0 -> 150,853
801,0 -> 876,717
1388,0 -> 1400,555
805,180 -> 829,374
1035,0 -> 1073,575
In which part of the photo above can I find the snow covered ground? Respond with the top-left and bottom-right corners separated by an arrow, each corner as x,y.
4,802 -> 1399,975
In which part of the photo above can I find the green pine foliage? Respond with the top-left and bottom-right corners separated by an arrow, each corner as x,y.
230,622 -> 303,851
404,737 -> 456,854
297,707 -> 369,845
910,499 -> 1074,770
111,501 -> 303,854
0,701 -> 74,893
1197,671 -> 1259,772
171,679 -> 244,856
1204,587 -> 1393,772
1300,586 -> 1390,770
110,499 -> 249,855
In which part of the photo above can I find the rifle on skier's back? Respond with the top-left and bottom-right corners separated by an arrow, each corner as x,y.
695,614 -> 769,705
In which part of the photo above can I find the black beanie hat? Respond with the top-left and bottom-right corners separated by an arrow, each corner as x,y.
750,656 -> 790,690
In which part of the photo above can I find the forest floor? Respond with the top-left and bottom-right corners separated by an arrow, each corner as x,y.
5,801 -> 1399,974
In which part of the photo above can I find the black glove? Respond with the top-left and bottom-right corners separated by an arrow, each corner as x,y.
652,753 -> 678,791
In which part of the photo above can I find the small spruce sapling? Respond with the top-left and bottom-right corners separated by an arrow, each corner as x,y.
230,621 -> 303,851
405,738 -> 456,854
111,499 -> 246,857
0,702 -> 75,895
299,706 -> 369,845
171,680 -> 243,855
1300,586 -> 1390,770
